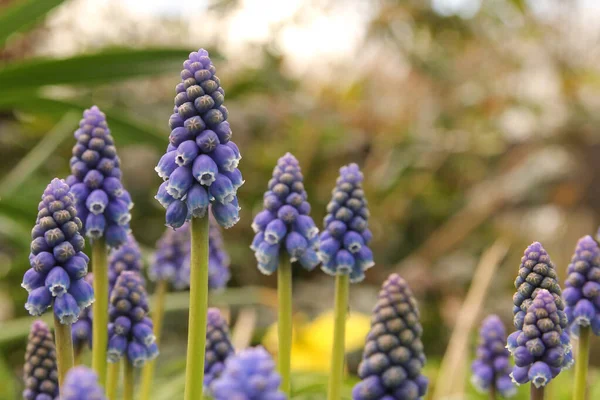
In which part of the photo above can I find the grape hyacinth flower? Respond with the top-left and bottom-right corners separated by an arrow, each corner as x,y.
211,347 -> 285,400
204,308 -> 235,389
471,315 -> 516,398
62,366 -> 106,400
207,219 -> 231,290
149,223 -> 191,290
108,233 -> 144,291
23,321 -> 59,400
72,274 -> 94,360
353,274 -> 428,400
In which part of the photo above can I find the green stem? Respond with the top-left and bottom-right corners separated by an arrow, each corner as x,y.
531,385 -> 545,400
573,326 -> 590,400
73,344 -> 83,366
92,238 -> 108,387
106,362 -> 120,400
124,360 -> 134,400
277,253 -> 292,397
327,273 -> 349,400
184,217 -> 210,400
489,383 -> 496,400
53,314 -> 74,387
139,279 -> 168,400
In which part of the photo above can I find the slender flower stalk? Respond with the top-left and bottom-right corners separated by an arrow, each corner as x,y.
54,314 -> 75,385
124,360 -> 135,400
573,326 -> 590,400
23,321 -> 59,400
277,254 -> 293,394
62,366 -> 106,400
318,164 -> 373,400
106,362 -> 120,400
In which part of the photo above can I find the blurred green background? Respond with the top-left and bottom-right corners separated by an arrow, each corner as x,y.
1,0 -> 600,398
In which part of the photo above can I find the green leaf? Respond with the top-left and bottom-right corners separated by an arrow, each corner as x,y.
0,0 -> 65,47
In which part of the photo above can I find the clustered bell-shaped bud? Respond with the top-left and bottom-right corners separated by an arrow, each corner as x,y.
353,274 -> 428,400
108,234 -> 144,291
470,315 -> 516,398
62,366 -> 106,400
72,274 -> 94,353
251,153 -> 319,274
508,290 -> 572,388
149,223 -> 190,289
67,106 -> 133,248
107,271 -> 158,367
318,163 -> 373,283
204,308 -> 234,388
563,235 -> 600,335
211,346 -> 285,400
22,178 -> 94,324
23,321 -> 59,400
155,48 -> 243,230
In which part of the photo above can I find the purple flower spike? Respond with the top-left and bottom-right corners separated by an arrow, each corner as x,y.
23,178 -> 94,324
108,233 -> 144,291
564,235 -> 600,336
23,321 -> 59,400
210,346 -> 285,400
68,106 -> 133,248
156,49 -> 243,229
508,289 -> 571,387
251,153 -> 319,274
471,315 -> 516,398
72,274 -> 94,353
353,274 -> 428,400
62,366 -> 106,400
107,271 -> 157,367
204,308 -> 234,390
319,164 -> 373,282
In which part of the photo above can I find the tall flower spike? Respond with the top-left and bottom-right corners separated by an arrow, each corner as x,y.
563,235 -> 600,335
204,308 -> 235,389
471,315 -> 516,398
210,346 -> 285,400
107,271 -> 158,367
22,178 -> 94,324
23,321 -> 59,400
318,163 -> 373,283
509,289 -> 572,388
67,106 -> 133,248
72,274 -> 94,354
155,48 -> 243,229
149,223 -> 191,289
251,153 -> 319,274
353,274 -> 428,400
62,366 -> 106,400
108,233 -> 144,291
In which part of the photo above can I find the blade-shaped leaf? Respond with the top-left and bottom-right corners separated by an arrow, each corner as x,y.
0,0 -> 65,47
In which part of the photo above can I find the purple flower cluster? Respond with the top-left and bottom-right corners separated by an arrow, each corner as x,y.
67,106 -> 133,248
107,271 -> 158,367
71,274 -> 94,353
108,234 -> 144,291
62,366 -> 106,400
508,290 -> 572,388
563,235 -> 600,335
155,49 -> 243,229
207,219 -> 231,289
211,346 -> 285,400
22,178 -> 94,324
149,223 -> 190,289
204,308 -> 234,388
471,315 -> 515,398
23,321 -> 59,400
353,274 -> 428,400
251,153 -> 319,274
319,164 -> 373,283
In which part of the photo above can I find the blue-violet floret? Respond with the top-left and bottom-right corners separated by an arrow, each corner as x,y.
62,366 -> 106,400
204,308 -> 235,389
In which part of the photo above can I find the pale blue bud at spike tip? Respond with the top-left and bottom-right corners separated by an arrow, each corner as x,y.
471,315 -> 516,398
62,366 -> 106,400
204,308 -> 234,391
108,233 -> 144,292
508,289 -> 572,388
155,49 -> 243,229
23,178 -> 94,324
107,271 -> 158,367
319,163 -> 373,283
210,346 -> 285,400
564,235 -> 600,336
353,274 -> 428,400
251,153 -> 319,274
22,321 -> 59,400
72,274 -> 94,352
67,106 -> 133,248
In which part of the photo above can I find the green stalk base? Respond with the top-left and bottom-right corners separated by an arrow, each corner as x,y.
277,254 -> 292,397
53,314 -> 74,387
183,217 -> 210,400
327,273 -> 349,400
531,385 -> 545,400
106,362 -> 120,400
124,360 -> 134,400
92,238 -> 109,387
489,384 -> 496,400
573,326 -> 590,400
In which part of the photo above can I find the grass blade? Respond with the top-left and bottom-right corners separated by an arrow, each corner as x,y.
0,0 -> 65,47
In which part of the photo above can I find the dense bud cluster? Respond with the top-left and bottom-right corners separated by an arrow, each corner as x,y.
22,178 -> 94,324
107,271 -> 158,367
251,153 -> 319,274
470,315 -> 515,397
155,49 -> 243,229
67,106 -> 133,248
23,321 -> 59,400
108,234 -> 144,291
353,274 -> 428,400
204,308 -> 235,388
318,164 -> 373,283
508,290 -> 572,388
61,366 -> 106,400
563,235 -> 600,335
211,346 -> 285,400
71,274 -> 94,353
149,223 -> 190,289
